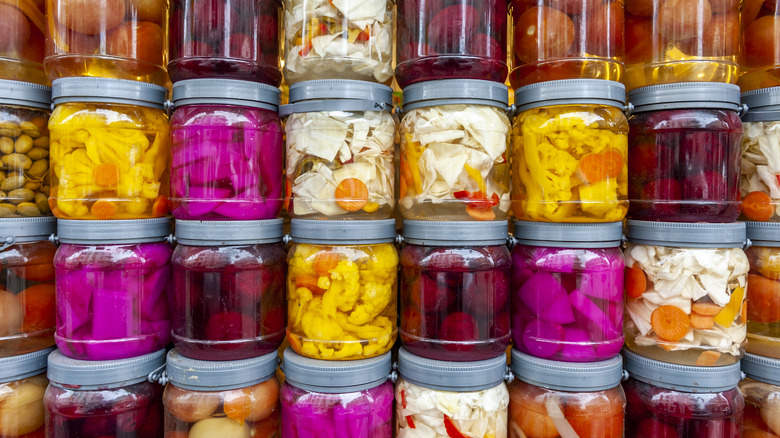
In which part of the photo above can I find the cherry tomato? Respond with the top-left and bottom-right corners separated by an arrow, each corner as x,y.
657,0 -> 713,40
55,0 -> 126,35
584,0 -> 624,57
106,20 -> 164,73
625,15 -> 653,65
513,6 -> 575,64
678,12 -> 738,57
743,16 -> 780,67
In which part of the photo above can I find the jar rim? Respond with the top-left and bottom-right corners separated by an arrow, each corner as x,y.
281,348 -> 391,394
626,220 -> 745,248
56,218 -> 172,244
172,78 -> 280,111
165,349 -> 277,391
0,217 -> 56,244
628,82 -> 741,113
52,78 -> 167,110
510,349 -> 624,392
174,219 -> 283,246
0,347 -> 53,384
514,79 -> 626,113
397,347 -> 507,392
290,219 -> 396,244
622,348 -> 741,393
47,349 -> 165,389
742,353 -> 780,386
402,220 -> 508,246
0,79 -> 51,110
513,221 -> 623,248
401,79 -> 508,112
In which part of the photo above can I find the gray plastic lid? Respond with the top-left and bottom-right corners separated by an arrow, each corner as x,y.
514,79 -> 626,113
0,79 -> 51,110
57,218 -> 172,244
622,348 -> 741,393
397,347 -> 507,392
628,82 -> 741,113
513,221 -> 623,248
741,353 -> 780,386
742,87 -> 780,122
281,348 -> 391,393
0,217 -> 56,244
175,219 -> 283,246
745,221 -> 780,247
52,77 -> 167,110
626,220 -> 746,248
280,80 -> 393,116
165,349 -> 277,391
0,347 -> 54,384
172,79 -> 280,111
47,349 -> 165,390
511,349 -> 623,392
402,220 -> 508,246
401,79 -> 509,112
290,219 -> 396,244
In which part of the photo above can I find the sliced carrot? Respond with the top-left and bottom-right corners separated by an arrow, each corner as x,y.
625,266 -> 647,299
465,205 -> 496,221
287,332 -> 303,352
694,351 -> 722,366
334,178 -> 369,212
223,388 -> 251,424
295,274 -> 324,294
400,159 -> 412,183
747,273 -> 780,323
651,305 -> 690,342
690,312 -> 715,330
399,177 -> 408,198
577,153 -> 607,183
691,301 -> 723,316
313,252 -> 340,277
152,196 -> 168,217
90,199 -> 118,220
601,148 -> 625,179
284,177 -> 292,213
743,191 -> 774,221
17,283 -> 55,333
741,300 -> 748,323
93,162 -> 120,187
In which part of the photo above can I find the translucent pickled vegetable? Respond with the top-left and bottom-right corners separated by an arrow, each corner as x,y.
0,373 -> 47,437
741,121 -> 780,222
738,1 -> 780,92
745,246 -> 780,358
0,0 -> 48,85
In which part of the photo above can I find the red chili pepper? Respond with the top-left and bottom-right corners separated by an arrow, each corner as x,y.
405,415 -> 416,428
400,389 -> 407,409
320,23 -> 329,35
454,190 -> 471,199
355,28 -> 371,42
443,415 -> 468,438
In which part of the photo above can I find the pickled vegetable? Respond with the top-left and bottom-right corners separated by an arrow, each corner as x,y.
0,0 -> 47,85
739,2 -> 780,92
0,373 -> 47,437
740,377 -> 780,437
745,246 -> 780,358
741,121 -> 780,221
0,107 -> 50,217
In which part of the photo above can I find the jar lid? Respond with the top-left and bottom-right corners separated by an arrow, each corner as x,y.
172,79 -> 280,111
401,79 -> 509,112
0,217 -> 56,244
622,348 -> 741,393
742,87 -> 780,122
175,219 -> 283,246
745,221 -> 780,247
47,348 -> 165,390
165,349 -> 277,392
281,348 -> 391,394
626,220 -> 746,248
56,218 -> 172,244
0,79 -> 51,110
290,219 -> 396,244
513,221 -> 623,248
0,347 -> 54,384
510,349 -> 623,392
52,77 -> 167,110
514,79 -> 626,113
397,347 -> 507,392
402,220 -> 508,246
628,82 -> 741,113
741,353 -> 780,386
280,79 -> 393,116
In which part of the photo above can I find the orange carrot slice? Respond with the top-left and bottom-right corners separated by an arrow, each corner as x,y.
747,273 -> 780,323
223,389 -> 251,424
334,178 -> 369,212
743,191 -> 774,221
93,162 -> 119,187
152,196 -> 168,217
691,301 -> 722,316
313,252 -> 340,277
694,351 -> 722,366
287,332 -> 303,352
690,312 -> 715,330
651,305 -> 690,342
601,148 -> 625,179
625,266 -> 647,299
295,274 -> 324,294
465,205 -> 496,221
90,200 -> 118,220
577,153 -> 607,183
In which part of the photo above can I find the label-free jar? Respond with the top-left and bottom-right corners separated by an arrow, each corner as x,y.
744,222 -> 780,359
0,348 -> 52,437
740,353 -> 780,437
740,87 -> 780,222
739,3 -> 780,92
0,0 -> 47,85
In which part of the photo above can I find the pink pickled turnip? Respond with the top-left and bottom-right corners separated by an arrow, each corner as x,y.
516,271 -> 568,314
522,320 -> 564,358
530,247 -> 577,273
212,196 -> 281,219
578,271 -> 623,302
559,327 -> 597,361
570,289 -> 621,340
537,290 -> 576,324
91,289 -> 135,340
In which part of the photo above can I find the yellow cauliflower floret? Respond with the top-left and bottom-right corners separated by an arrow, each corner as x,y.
321,261 -> 360,314
347,281 -> 393,325
301,307 -> 344,341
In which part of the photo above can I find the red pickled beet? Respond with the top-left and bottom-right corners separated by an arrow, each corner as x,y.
522,320 -> 564,358
440,312 -> 479,350
192,0 -> 239,45
467,33 -> 504,58
411,274 -> 453,313
679,132 -> 723,170
426,5 -> 479,51
205,311 -> 256,342
228,33 -> 254,58
462,271 -> 509,316
425,248 -> 466,270
681,171 -> 727,200
116,407 -> 147,433
637,418 -> 679,437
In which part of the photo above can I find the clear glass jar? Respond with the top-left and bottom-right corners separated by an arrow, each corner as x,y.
511,80 -> 628,222
396,0 -> 508,88
396,348 -> 509,437
744,222 -> 780,359
171,219 -> 286,361
509,350 -> 625,438
168,0 -> 282,85
627,83 -> 743,222
170,79 -> 282,220
0,0 -> 47,86
400,221 -> 510,361
740,88 -> 780,222
511,222 -> 624,362
283,0 -> 393,85
623,349 -> 744,437
163,349 -> 280,437
399,80 -> 511,221
49,78 -> 170,220
0,218 -> 56,358
739,2 -> 780,92
624,221 -> 749,366
44,0 -> 168,86
287,219 -> 397,360
624,0 -> 738,91
53,219 -> 172,361
282,80 -> 395,219
508,0 -> 624,88
0,348 -> 51,438
280,348 -> 393,436
45,349 -> 166,437
740,353 -> 780,437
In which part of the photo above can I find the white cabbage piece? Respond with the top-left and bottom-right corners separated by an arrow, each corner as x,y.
740,121 -> 780,216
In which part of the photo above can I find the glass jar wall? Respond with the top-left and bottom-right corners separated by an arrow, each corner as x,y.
739,0 -> 780,92
0,0 -> 47,85
740,87 -> 780,222
0,348 -> 51,438
744,222 -> 780,359
740,353 -> 780,437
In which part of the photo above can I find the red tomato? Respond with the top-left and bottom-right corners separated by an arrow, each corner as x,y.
626,0 -> 655,16
710,0 -> 737,13
657,0 -> 713,40
678,12 -> 738,57
55,0 -> 126,34
625,15 -> 653,65
547,0 -> 600,15
743,16 -> 780,67
513,6 -> 575,64
21,25 -> 45,63
106,20 -> 164,72
0,4 -> 30,52
584,0 -> 625,57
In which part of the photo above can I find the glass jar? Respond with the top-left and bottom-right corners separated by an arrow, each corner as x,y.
740,87 -> 780,222
170,79 -> 282,220
283,0 -> 393,84
396,347 -> 509,437
623,348 -> 744,437
163,349 -> 280,436
395,0 -> 508,88
624,220 -> 749,366
280,348 -> 393,436
508,349 -> 625,438
44,0 -> 168,86
171,219 -> 286,361
53,219 -> 172,360
45,349 -> 166,437
744,222 -> 780,359
49,78 -> 170,220
0,0 -> 47,85
627,83 -> 743,222
0,348 -> 52,438
287,219 -> 397,360
281,80 -> 395,219
399,80 -> 511,221
0,80 -> 52,217
739,2 -> 780,92
740,353 -> 780,437
0,218 -> 56,357
400,220 -> 510,361
511,80 -> 628,222
508,0 -> 623,88
168,0 -> 282,85
511,221 -> 624,362
623,0 -> 738,91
